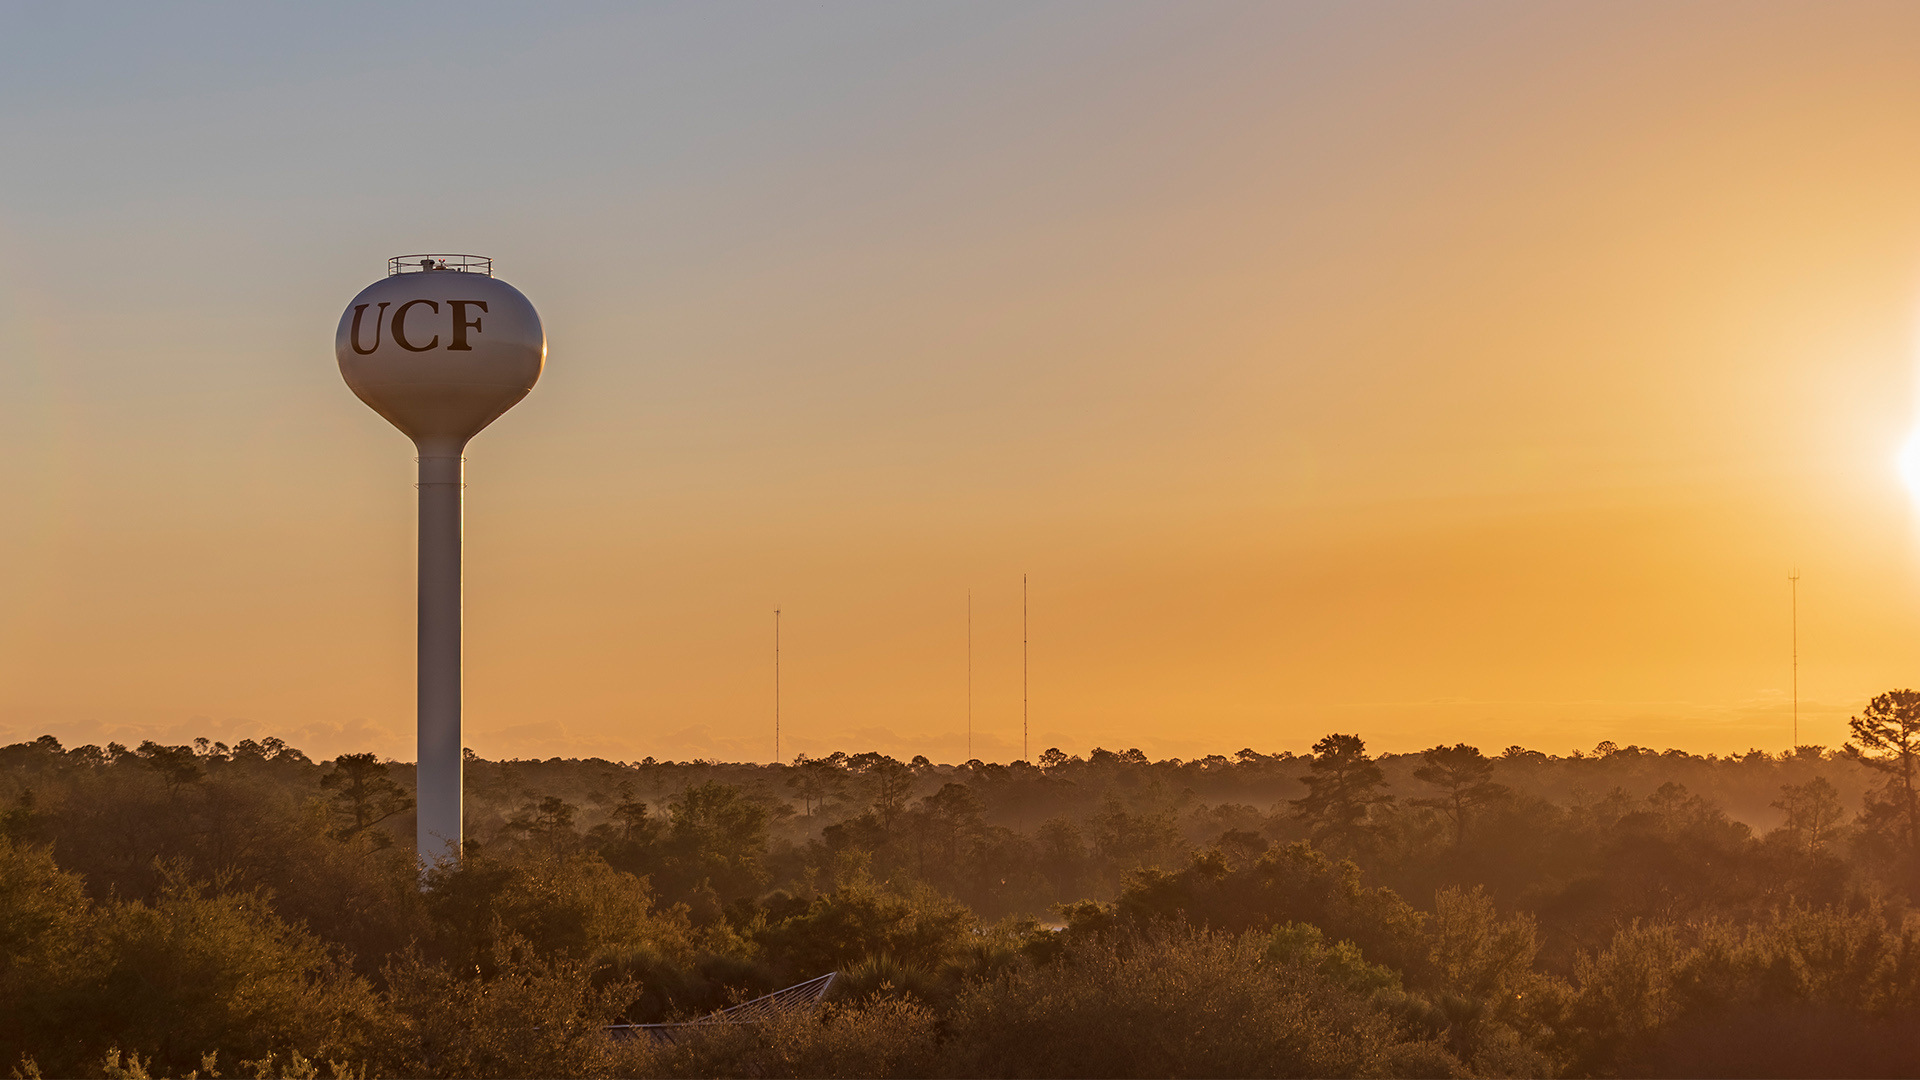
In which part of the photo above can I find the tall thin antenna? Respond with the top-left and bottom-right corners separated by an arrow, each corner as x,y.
1023,573 -> 1029,764
1789,570 -> 1800,751
966,589 -> 973,762
774,607 -> 781,765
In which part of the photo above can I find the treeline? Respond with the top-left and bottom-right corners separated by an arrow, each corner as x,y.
6,690 -> 1920,1076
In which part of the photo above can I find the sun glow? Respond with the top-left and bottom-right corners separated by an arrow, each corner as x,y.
1900,431 -> 1920,505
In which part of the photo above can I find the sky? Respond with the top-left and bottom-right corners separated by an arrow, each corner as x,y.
6,1 -> 1920,764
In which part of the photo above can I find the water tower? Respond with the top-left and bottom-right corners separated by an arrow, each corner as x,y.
335,255 -> 545,862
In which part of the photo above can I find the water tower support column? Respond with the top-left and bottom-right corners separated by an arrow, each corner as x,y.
416,444 -> 465,862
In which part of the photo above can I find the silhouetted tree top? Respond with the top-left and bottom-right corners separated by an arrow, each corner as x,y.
1410,743 -> 1510,848
1290,734 -> 1392,855
320,753 -> 414,846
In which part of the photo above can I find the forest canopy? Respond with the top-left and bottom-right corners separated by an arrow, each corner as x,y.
8,691 -> 1920,1077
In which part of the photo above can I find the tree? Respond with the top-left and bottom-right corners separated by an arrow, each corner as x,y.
1411,743 -> 1509,847
0,837 -> 102,1074
1036,818 -> 1087,899
319,754 -> 414,846
663,782 -> 770,902
608,783 -> 658,844
1424,885 -> 1536,997
8,863 -> 385,1078
507,796 -> 579,857
1847,690 -> 1920,856
786,755 -> 845,818
136,742 -> 202,794
919,783 -> 985,866
1289,734 -> 1391,854
421,853 -> 677,976
1771,776 -> 1844,857
1091,795 -> 1186,876
852,756 -> 915,832
378,942 -> 637,1080
755,877 -> 975,978
1114,842 -> 1427,972
941,925 -> 1450,1080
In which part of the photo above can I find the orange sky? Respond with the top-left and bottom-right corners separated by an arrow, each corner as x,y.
6,3 -> 1920,762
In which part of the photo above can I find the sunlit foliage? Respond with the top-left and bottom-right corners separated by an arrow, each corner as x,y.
3,709 -> 1920,1076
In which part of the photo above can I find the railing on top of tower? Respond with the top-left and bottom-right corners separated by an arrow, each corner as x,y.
388,254 -> 493,277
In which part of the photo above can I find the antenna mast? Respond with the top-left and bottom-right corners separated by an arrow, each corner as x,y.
1789,570 -> 1799,751
774,607 -> 781,765
1023,573 -> 1029,764
966,589 -> 973,761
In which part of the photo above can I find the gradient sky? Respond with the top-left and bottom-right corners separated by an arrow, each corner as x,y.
6,2 -> 1920,764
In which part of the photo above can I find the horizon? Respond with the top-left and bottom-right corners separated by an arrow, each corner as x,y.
3,727 -> 1865,773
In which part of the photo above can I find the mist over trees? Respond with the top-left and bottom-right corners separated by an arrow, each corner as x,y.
8,693 -> 1920,1076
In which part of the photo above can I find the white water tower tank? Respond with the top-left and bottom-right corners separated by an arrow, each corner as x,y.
334,254 -> 545,863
